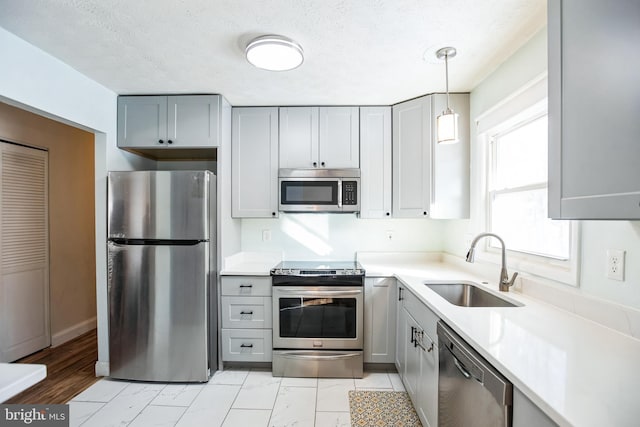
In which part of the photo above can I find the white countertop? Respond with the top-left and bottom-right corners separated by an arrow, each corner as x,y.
358,254 -> 640,427
220,251 -> 640,426
220,251 -> 281,276
0,363 -> 47,403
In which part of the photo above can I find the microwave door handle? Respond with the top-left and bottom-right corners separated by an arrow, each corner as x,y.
337,180 -> 342,208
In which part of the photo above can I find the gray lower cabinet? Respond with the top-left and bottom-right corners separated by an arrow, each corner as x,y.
513,388 -> 558,427
117,95 -> 221,157
364,277 -> 396,363
548,0 -> 640,219
220,275 -> 272,362
396,284 -> 439,427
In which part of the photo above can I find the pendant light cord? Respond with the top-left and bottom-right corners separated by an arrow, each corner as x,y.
445,53 -> 451,112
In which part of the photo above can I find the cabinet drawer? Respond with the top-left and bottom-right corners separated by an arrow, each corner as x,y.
403,286 -> 439,343
221,276 -> 271,296
221,329 -> 272,362
221,296 -> 272,329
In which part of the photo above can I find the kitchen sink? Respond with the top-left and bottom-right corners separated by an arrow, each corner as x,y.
424,282 -> 521,308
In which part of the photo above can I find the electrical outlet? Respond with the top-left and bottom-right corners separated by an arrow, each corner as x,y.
607,249 -> 625,281
385,230 -> 394,241
262,229 -> 271,242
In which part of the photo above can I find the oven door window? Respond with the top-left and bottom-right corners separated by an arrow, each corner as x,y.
280,181 -> 338,205
279,297 -> 357,339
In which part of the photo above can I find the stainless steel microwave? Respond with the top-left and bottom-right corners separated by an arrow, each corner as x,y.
279,168 -> 360,213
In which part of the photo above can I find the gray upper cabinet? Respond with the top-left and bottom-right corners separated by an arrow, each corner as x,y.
118,95 -> 221,157
232,107 -> 279,218
392,96 -> 431,218
360,107 -> 392,218
279,106 -> 359,169
548,0 -> 640,219
392,93 -> 469,218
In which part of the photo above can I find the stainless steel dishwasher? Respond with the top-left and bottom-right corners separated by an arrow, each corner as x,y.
437,321 -> 513,427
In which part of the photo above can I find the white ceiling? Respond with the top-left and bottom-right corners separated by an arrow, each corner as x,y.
0,0 -> 546,106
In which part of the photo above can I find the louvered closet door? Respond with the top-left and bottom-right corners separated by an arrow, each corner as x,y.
0,142 -> 49,362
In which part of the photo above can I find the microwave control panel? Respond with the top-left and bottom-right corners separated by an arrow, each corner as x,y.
342,181 -> 358,205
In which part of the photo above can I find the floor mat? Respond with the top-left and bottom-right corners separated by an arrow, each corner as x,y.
348,390 -> 422,426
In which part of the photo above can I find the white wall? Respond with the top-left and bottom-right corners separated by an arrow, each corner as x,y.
444,28 -> 640,310
240,215 -> 444,260
0,26 -> 154,373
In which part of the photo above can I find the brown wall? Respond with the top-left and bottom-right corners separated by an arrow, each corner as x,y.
0,101 -> 96,339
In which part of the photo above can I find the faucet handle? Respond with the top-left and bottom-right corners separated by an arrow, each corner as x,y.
508,272 -> 519,288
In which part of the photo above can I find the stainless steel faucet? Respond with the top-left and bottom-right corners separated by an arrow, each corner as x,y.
466,232 -> 518,292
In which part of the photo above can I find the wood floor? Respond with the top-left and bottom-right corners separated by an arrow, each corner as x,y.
6,329 -> 100,404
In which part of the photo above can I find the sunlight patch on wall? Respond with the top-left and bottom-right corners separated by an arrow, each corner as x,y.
281,214 -> 333,256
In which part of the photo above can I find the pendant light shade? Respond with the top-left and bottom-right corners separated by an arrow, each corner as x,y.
436,109 -> 459,144
245,35 -> 304,71
435,47 -> 459,144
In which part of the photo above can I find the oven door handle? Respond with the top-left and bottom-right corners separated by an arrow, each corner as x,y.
274,289 -> 362,296
278,352 -> 362,361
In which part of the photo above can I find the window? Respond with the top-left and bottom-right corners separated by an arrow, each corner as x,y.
488,113 -> 571,260
475,78 -> 579,286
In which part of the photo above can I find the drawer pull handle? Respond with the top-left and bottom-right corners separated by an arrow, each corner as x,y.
240,311 -> 254,315
240,344 -> 254,348
239,284 -> 253,288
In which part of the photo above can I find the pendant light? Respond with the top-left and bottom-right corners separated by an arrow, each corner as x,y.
435,47 -> 459,144
245,35 -> 304,71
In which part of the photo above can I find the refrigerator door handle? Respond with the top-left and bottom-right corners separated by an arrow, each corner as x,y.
109,238 -> 204,246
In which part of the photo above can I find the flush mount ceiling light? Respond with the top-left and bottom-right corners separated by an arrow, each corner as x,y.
245,35 -> 304,71
435,46 -> 459,144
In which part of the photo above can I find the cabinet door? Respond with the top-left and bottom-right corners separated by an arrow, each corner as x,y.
167,95 -> 220,147
416,332 -> 438,427
392,97 -> 431,217
232,107 -> 279,218
395,286 -> 406,374
364,277 -> 396,363
548,0 -> 640,219
360,107 -> 392,218
117,96 -> 168,148
430,93 -> 470,219
279,107 -> 319,168
319,107 -> 360,168
403,311 -> 421,398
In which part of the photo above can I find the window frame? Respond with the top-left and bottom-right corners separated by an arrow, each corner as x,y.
474,84 -> 580,286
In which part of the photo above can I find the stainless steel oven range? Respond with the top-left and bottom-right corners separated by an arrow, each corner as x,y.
271,261 -> 364,378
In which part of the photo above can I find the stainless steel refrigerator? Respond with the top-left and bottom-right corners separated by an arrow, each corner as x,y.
107,170 -> 216,382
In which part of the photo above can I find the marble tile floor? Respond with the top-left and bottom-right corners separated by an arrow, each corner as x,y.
69,368 -> 407,427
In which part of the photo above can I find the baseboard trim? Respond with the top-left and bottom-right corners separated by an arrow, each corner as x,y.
51,317 -> 97,347
95,360 -> 109,377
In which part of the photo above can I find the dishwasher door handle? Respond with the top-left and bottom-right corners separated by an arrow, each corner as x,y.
453,356 -> 472,379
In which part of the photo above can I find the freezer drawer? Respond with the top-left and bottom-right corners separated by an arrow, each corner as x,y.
108,170 -> 212,240
108,241 -> 211,382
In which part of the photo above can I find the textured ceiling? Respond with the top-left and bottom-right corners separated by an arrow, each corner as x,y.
0,0 -> 546,106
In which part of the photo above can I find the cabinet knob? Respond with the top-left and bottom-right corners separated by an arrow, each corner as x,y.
272,212 -> 276,216
313,162 -> 317,167
321,161 -> 325,167
423,211 -> 428,216
167,140 -> 173,144
158,139 -> 164,144
386,212 -> 390,216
